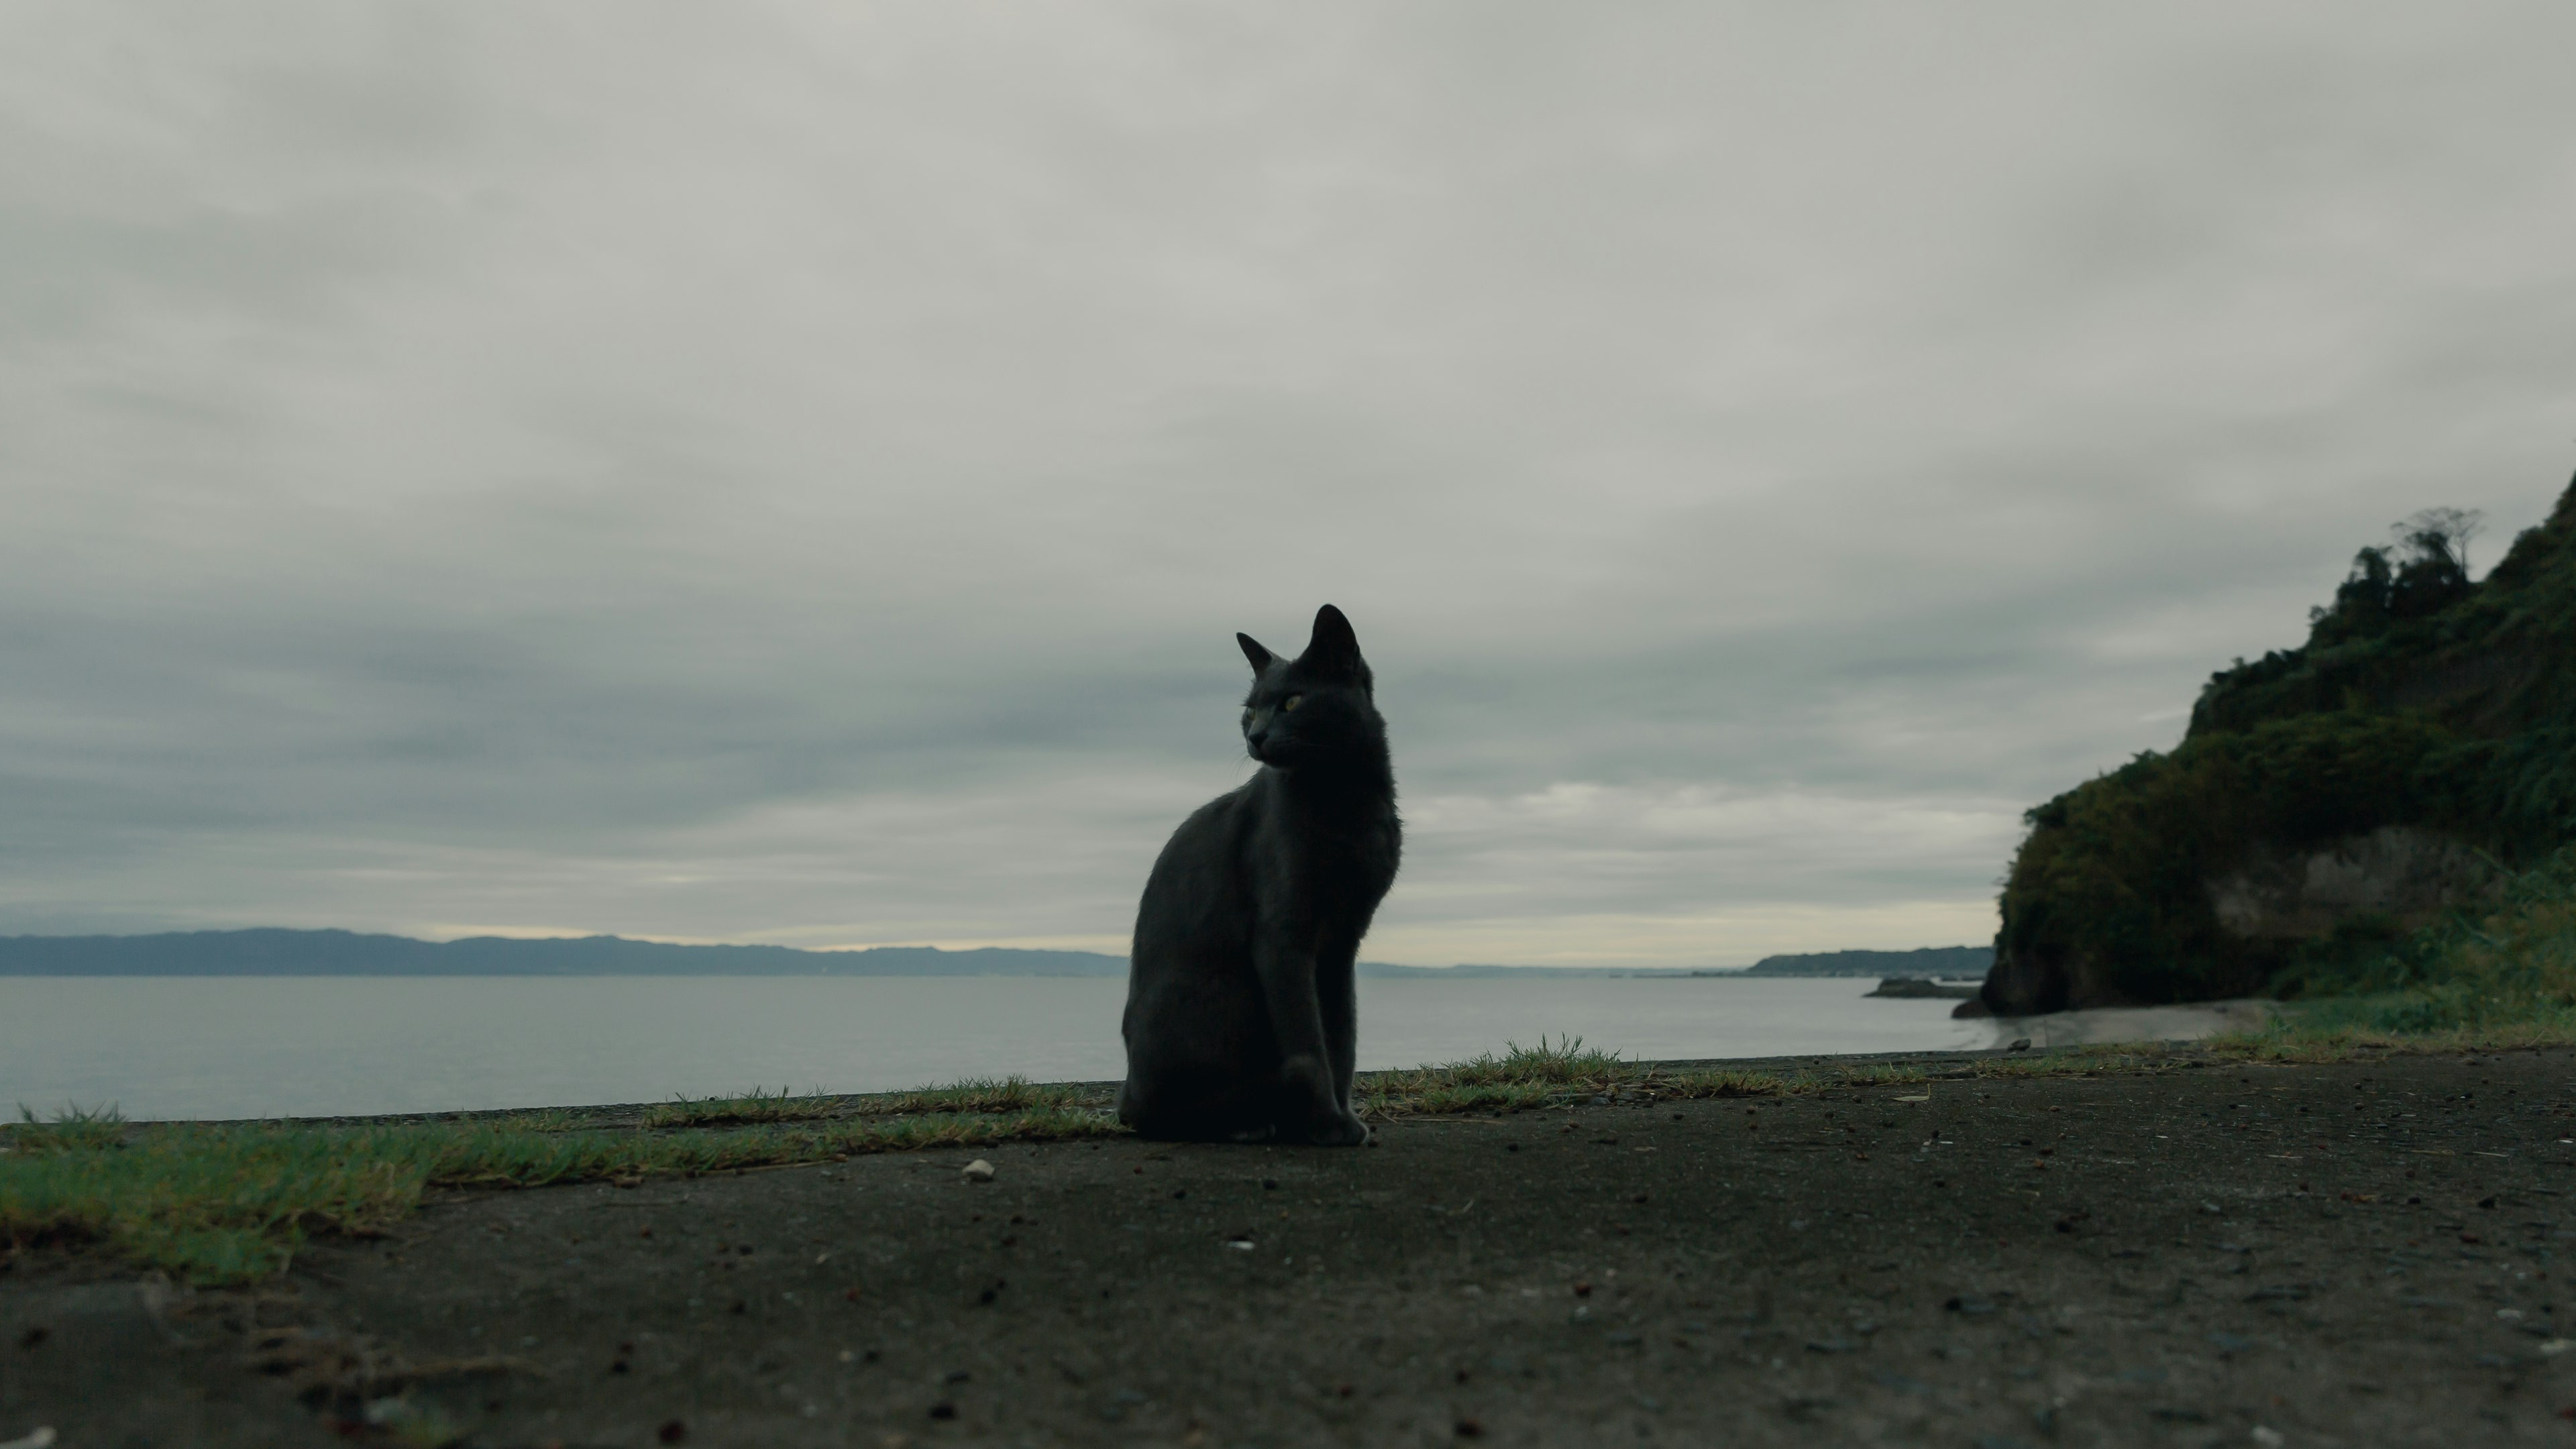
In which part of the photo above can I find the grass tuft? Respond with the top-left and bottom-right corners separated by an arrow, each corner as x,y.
643,1085 -> 839,1129
11,1103 -> 130,1155
1358,1038 -> 1802,1119
868,1076 -> 1104,1118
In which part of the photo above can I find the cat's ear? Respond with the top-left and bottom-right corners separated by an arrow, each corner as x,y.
1303,604 -> 1371,684
1237,633 -> 1274,673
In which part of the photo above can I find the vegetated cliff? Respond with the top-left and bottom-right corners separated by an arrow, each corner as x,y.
1972,474 -> 2576,1016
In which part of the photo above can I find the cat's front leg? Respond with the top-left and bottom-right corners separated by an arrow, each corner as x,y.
1317,940 -> 1360,1116
1250,937 -> 1370,1146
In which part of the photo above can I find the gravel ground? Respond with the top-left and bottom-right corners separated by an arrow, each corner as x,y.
5,1046 -> 2574,1447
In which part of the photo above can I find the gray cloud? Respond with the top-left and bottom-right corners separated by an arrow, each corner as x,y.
3,3 -> 2573,961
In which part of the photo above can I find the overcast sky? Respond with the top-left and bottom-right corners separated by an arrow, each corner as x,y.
4,4 -> 2572,965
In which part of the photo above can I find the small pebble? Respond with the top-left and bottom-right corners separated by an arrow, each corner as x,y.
961,1159 -> 996,1182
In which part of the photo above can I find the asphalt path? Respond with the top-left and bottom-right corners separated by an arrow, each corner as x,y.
5,1046 -> 2571,1447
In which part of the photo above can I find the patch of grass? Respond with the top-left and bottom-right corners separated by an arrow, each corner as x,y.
1384,1082 -> 1564,1116
1659,1068 -> 1802,1099
1359,1039 -> 1801,1118
1397,1036 -> 1625,1089
2212,844 -> 2576,1057
1472,1036 -> 1629,1084
1,1118 -> 429,1279
488,1109 -> 586,1134
1,1101 -> 1124,1287
637,1077 -> 1112,1130
1837,1064 -> 1933,1088
867,1076 -> 1106,1118
1361,1036 -> 1629,1117
642,1085 -> 839,1128
2207,1016 -> 2576,1063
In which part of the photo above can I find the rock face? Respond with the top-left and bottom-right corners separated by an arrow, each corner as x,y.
2204,826 -> 2499,942
1968,825 -> 2504,1018
1866,977 -> 1980,1000
1964,947 -> 2075,1017
1973,474 -> 2576,1017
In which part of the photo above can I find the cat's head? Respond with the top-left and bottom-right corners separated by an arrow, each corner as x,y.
1236,604 -> 1383,767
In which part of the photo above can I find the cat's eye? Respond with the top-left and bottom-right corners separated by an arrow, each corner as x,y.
1283,694 -> 1303,711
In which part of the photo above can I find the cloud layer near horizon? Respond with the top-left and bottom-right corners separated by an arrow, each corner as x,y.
4,4 -> 2573,963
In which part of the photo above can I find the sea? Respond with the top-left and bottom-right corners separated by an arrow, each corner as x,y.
0,975 -> 2022,1122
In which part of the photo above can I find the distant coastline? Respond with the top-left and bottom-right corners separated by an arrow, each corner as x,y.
0,927 -> 1990,979
1731,945 -> 1993,979
0,929 -> 1127,978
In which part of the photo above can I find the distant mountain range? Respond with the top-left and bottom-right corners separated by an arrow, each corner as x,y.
0,929 -> 1126,977
0,928 -> 1989,979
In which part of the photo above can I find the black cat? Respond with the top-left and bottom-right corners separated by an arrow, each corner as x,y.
1117,604 -> 1401,1146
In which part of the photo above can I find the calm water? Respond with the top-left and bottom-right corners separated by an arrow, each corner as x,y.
0,975 -> 2005,1122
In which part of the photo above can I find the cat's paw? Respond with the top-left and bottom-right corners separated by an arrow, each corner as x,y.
1297,1111 -> 1370,1148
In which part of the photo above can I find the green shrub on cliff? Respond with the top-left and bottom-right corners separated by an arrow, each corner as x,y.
2001,709 -> 2469,1004
1988,474 -> 2576,1012
2259,843 -> 2576,1036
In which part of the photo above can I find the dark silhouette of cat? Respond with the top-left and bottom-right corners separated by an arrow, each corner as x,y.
1118,604 -> 1401,1145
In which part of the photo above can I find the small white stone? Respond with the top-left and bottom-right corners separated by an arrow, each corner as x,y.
961,1159 -> 996,1182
